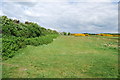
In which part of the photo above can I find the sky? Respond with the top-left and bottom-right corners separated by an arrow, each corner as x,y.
0,0 -> 119,33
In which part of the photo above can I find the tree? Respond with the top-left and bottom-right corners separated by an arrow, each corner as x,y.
14,19 -> 20,24
68,32 -> 70,35
63,32 -> 67,35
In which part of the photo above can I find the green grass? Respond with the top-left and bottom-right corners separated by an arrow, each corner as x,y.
0,38 -> 2,79
2,36 -> 118,78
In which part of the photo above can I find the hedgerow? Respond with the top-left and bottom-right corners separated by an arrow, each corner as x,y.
1,16 -> 59,60
25,34 -> 58,46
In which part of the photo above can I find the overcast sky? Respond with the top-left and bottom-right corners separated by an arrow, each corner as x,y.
0,0 -> 119,33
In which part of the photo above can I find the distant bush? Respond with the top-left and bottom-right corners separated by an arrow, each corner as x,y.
63,32 -> 67,35
96,34 -> 113,36
68,32 -> 71,35
84,34 -> 89,36
71,33 -> 86,36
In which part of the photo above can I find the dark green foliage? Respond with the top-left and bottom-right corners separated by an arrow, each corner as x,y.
1,16 -> 59,60
2,37 -> 26,60
25,34 -> 58,46
13,19 -> 20,24
2,16 -> 42,38
68,32 -> 70,35
63,32 -> 67,35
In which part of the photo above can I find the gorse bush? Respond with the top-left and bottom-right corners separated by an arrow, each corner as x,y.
97,34 -> 113,36
71,33 -> 86,36
2,34 -> 58,60
25,34 -> 58,46
1,16 -> 58,38
96,33 -> 120,37
2,37 -> 26,59
1,16 -> 59,60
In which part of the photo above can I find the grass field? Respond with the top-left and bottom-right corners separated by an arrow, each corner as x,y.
2,35 -> 118,78
0,38 -> 2,79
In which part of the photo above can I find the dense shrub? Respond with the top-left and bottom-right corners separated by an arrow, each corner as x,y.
1,16 -> 59,60
63,32 -> 67,35
71,33 -> 86,36
25,34 -> 58,46
96,34 -> 113,36
68,32 -> 71,35
2,34 -> 58,60
1,16 -> 58,38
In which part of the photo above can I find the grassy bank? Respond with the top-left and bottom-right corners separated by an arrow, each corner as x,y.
2,35 -> 118,78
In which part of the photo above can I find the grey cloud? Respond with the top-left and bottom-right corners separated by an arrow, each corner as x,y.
16,2 -> 37,7
2,1 -> 118,33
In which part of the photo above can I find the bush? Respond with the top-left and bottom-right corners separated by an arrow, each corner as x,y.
68,32 -> 70,35
63,32 -> 67,35
2,34 -> 59,60
2,37 -> 26,60
1,16 -> 59,60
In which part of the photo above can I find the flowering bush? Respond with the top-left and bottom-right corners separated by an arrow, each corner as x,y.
71,33 -> 86,36
96,34 -> 113,36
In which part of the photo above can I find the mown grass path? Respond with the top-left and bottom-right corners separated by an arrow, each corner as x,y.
3,36 -> 118,78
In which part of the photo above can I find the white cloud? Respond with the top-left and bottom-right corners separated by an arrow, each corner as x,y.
2,1 -> 118,33
3,0 -> 120,2
0,10 -> 4,16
